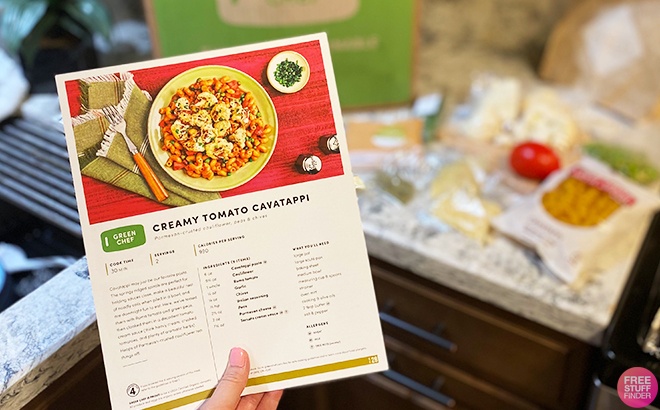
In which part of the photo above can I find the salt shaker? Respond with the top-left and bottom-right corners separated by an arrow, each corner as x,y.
295,154 -> 322,174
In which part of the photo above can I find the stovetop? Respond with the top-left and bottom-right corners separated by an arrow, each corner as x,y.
599,211 -> 660,406
0,117 -> 80,237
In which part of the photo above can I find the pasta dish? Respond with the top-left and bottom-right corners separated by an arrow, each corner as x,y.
158,76 -> 272,180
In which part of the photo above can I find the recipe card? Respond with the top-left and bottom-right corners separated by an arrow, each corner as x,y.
55,33 -> 387,410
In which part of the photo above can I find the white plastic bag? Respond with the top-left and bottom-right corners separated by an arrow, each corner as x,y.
0,49 -> 29,122
493,157 -> 660,285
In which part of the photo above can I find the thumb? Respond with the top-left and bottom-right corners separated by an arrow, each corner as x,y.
201,348 -> 250,410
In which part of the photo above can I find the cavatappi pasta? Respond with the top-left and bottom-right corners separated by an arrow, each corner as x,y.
492,157 -> 660,285
158,76 -> 272,180
541,176 -> 620,226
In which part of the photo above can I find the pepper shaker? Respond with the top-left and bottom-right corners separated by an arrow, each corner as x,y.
295,154 -> 322,174
318,134 -> 340,154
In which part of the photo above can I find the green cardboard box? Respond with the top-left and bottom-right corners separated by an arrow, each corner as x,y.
144,0 -> 417,109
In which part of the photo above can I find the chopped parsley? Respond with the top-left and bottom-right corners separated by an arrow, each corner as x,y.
274,58 -> 303,88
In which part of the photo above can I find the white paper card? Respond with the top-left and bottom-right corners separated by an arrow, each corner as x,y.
56,33 -> 387,410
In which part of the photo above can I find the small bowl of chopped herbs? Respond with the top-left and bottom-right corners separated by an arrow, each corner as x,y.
267,51 -> 310,94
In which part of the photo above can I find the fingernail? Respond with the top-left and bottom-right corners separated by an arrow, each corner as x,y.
229,347 -> 246,368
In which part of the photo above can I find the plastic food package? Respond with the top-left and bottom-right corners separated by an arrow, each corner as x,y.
0,49 -> 29,122
372,146 -> 459,204
429,159 -> 502,244
492,157 -> 660,285
446,74 -> 584,153
583,141 -> 659,185
507,88 -> 580,152
456,75 -> 522,142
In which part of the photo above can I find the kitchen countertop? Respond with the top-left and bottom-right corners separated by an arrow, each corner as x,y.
0,184 -> 638,408
0,258 -> 97,409
358,183 -> 638,345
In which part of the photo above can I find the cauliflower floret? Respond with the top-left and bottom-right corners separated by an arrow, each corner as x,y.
182,138 -> 205,152
228,127 -> 247,149
213,120 -> 231,137
191,110 -> 212,128
193,138 -> 206,152
171,120 -> 190,141
242,110 -> 251,124
210,102 -> 231,122
232,107 -> 250,124
201,124 -> 217,143
178,111 -> 192,124
195,92 -> 218,109
229,101 -> 249,123
175,97 -> 190,112
205,138 -> 234,160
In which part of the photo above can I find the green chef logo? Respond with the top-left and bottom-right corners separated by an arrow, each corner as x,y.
101,225 -> 146,252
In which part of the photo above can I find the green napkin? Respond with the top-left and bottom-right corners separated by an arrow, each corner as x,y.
73,112 -> 191,206
74,73 -> 219,205
79,76 -> 125,110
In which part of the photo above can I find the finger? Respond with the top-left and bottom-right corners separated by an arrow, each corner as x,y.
201,348 -> 250,410
236,393 -> 264,410
236,389 -> 282,410
256,390 -> 283,410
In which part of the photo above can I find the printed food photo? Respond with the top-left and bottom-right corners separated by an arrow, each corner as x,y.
61,41 -> 344,224
149,66 -> 278,191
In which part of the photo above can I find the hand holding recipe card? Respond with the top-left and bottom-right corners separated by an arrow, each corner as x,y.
56,33 -> 388,410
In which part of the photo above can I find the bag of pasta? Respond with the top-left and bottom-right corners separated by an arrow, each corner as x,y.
492,156 -> 660,286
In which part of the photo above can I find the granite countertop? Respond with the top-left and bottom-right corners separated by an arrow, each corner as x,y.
0,259 -> 97,409
0,186 -> 636,407
358,181 -> 637,345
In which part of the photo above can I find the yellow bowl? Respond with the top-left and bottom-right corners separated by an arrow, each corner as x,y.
147,65 -> 278,192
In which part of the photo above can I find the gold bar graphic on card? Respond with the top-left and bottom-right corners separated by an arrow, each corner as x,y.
246,355 -> 379,386
144,389 -> 213,410
144,356 -> 379,410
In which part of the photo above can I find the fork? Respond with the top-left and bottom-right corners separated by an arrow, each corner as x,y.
101,106 -> 169,202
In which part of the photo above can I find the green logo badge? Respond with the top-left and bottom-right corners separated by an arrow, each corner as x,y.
101,225 -> 146,252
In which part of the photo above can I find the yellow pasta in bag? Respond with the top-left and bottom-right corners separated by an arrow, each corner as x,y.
492,157 -> 660,285
541,176 -> 620,227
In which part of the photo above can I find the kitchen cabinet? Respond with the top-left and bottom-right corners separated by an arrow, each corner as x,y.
282,257 -> 597,410
22,346 -> 111,410
371,257 -> 596,409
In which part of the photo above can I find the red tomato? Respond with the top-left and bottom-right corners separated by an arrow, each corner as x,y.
509,142 -> 560,180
